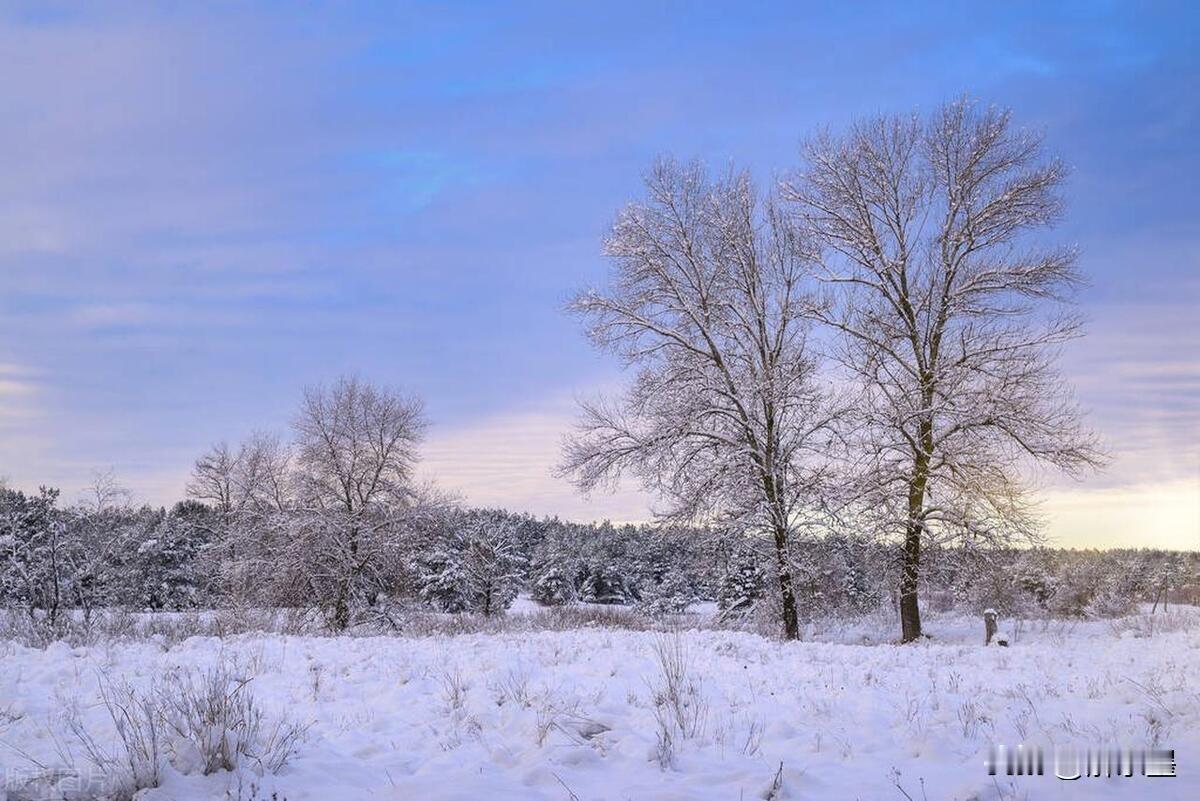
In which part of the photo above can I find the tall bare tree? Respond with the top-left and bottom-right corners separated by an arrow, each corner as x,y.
292,375 -> 426,628
238,432 -> 293,513
561,159 -> 836,640
81,467 -> 133,513
783,99 -> 1102,641
188,435 -> 291,515
186,441 -> 242,515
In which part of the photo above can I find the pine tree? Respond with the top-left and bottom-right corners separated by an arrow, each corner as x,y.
418,545 -> 471,613
463,517 -> 525,616
636,568 -> 693,615
418,514 -> 525,615
531,564 -> 575,606
579,565 -> 628,605
718,548 -> 764,616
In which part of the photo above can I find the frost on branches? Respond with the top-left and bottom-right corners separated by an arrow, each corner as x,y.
418,511 -> 525,616
781,98 -> 1103,641
561,159 -> 839,639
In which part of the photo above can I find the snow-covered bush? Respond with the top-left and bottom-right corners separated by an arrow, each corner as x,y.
530,564 -> 576,606
158,666 -> 309,776
1085,584 -> 1137,618
636,569 -> 694,616
647,633 -> 708,768
58,674 -> 165,800
717,551 -> 764,617
418,513 -> 525,616
26,667 -> 307,801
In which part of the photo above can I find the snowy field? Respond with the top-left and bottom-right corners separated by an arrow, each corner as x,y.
2,608 -> 1197,801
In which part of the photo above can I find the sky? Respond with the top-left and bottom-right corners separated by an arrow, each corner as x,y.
0,1 -> 1196,549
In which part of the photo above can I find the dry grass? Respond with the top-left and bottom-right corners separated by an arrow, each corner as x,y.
2,602 -> 1195,653
4,665 -> 308,799
646,632 -> 708,768
158,666 -> 310,775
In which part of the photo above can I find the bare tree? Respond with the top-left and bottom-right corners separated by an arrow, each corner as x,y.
187,434 -> 291,515
183,432 -> 291,604
293,376 -> 425,513
186,442 -> 243,516
561,159 -> 837,640
782,99 -> 1102,642
292,376 -> 426,628
238,432 -> 293,513
81,467 -> 133,513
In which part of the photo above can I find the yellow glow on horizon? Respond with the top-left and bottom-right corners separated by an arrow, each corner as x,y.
419,404 -> 1200,550
1041,479 -> 1200,551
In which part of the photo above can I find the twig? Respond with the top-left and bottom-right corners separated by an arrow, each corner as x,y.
552,771 -> 581,801
764,761 -> 785,801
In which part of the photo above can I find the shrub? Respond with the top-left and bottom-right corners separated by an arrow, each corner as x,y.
158,666 -> 309,776
12,666 -> 309,800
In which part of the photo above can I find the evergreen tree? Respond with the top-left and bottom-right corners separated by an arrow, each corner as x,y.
531,564 -> 575,606
418,514 -> 525,615
718,548 -> 764,616
463,517 -> 525,616
635,568 -> 693,615
419,545 -> 472,613
579,565 -> 628,605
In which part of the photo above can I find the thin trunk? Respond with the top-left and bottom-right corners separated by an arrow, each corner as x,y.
331,516 -> 360,632
899,516 -> 921,642
901,442 -> 930,643
47,533 -> 61,628
333,592 -> 350,630
772,522 -> 800,640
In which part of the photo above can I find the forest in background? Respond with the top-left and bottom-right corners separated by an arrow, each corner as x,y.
2,475 -> 1196,639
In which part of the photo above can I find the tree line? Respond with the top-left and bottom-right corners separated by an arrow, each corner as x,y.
1,471 -> 1194,633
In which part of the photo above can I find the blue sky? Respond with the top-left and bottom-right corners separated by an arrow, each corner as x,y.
0,1 -> 1196,547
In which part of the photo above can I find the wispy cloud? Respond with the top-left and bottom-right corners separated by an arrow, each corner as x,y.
1061,300 -> 1200,491
0,363 -> 37,402
0,2 -> 1193,548
421,400 -> 652,522
0,361 -> 52,487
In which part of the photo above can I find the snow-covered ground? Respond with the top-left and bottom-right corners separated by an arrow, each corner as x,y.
2,609 -> 1197,800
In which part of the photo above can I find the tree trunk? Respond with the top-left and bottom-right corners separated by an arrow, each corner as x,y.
900,462 -> 928,643
47,534 -> 61,629
899,519 -> 921,642
333,589 -> 351,631
771,523 -> 800,641
330,518 -> 359,632
900,413 -> 933,643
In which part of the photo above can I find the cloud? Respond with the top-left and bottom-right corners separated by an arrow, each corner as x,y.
0,2 -> 1192,552
1060,299 -> 1200,490
0,362 -> 52,486
420,402 -> 652,522
64,303 -> 158,330
0,362 -> 39,406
